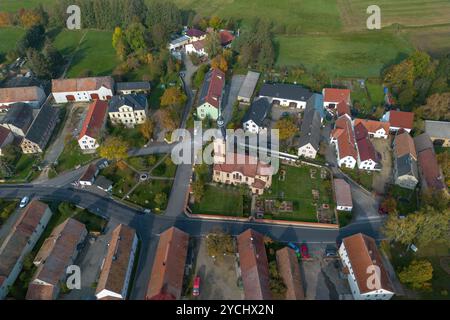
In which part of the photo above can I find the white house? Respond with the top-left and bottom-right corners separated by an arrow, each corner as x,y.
331,115 -> 358,169
197,68 -> 225,120
0,86 -> 46,110
79,163 -> 99,186
333,179 -> 353,211
78,100 -> 108,152
354,122 -> 381,171
339,233 -> 395,300
168,35 -> 190,51
297,104 -> 321,159
380,110 -> 414,133
52,77 -> 114,104
353,119 -> 389,139
0,200 -> 53,300
185,40 -> 207,56
322,88 -> 351,114
108,94 -> 148,128
242,97 -> 271,134
259,83 -> 313,109
95,224 -> 138,300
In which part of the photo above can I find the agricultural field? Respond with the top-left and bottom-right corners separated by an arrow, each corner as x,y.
0,27 -> 25,57
0,0 -> 55,11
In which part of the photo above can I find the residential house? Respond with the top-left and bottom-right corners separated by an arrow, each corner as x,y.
424,120 -> 450,147
0,200 -> 53,299
333,178 -> 353,211
331,115 -> 358,169
306,93 -> 325,121
94,176 -> 113,192
297,104 -> 321,159
323,88 -> 351,115
52,77 -> 114,104
185,40 -> 207,56
185,28 -> 207,42
259,83 -> 313,109
146,227 -> 189,300
0,86 -> 46,110
26,218 -> 87,300
414,133 -> 447,192
353,119 -> 390,139
20,103 -> 59,154
339,233 -> 395,300
380,110 -> 414,133
0,126 -> 14,156
108,94 -> 148,128
96,224 -> 138,300
79,163 -> 99,186
242,97 -> 271,134
392,131 -> 419,190
276,247 -> 304,300
196,68 -> 225,120
78,100 -> 108,151
218,30 -> 235,47
236,229 -> 272,300
354,123 -> 381,171
237,71 -> 260,104
115,82 -> 151,95
213,152 -> 274,195
168,35 -> 190,51
0,103 -> 34,136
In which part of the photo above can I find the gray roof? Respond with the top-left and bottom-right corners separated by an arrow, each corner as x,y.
425,120 -> 450,139
0,103 -> 33,132
334,179 -> 352,207
298,104 -> 321,150
95,176 -> 113,190
395,154 -> 418,178
116,82 -> 151,92
238,71 -> 260,100
242,97 -> 271,127
108,94 -> 148,113
25,103 -> 59,146
414,133 -> 433,154
306,93 -> 325,119
259,83 -> 313,102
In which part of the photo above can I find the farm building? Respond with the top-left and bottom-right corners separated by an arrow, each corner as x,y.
259,83 -> 313,109
0,86 -> 46,110
237,71 -> 260,104
52,77 -> 114,103
424,120 -> 450,147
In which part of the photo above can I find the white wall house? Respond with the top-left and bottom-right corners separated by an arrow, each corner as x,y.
337,154 -> 357,169
185,40 -> 207,57
298,143 -> 318,159
52,77 -> 114,104
108,94 -> 148,128
353,119 -> 389,139
78,100 -> 108,152
339,233 -> 395,300
0,86 -> 46,110
243,119 -> 267,134
357,158 -> 378,171
258,83 -> 313,109
0,201 -> 53,300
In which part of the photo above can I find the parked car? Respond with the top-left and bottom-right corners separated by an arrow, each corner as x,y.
287,242 -> 300,254
300,244 -> 310,259
192,276 -> 200,296
325,247 -> 337,257
19,196 -> 30,208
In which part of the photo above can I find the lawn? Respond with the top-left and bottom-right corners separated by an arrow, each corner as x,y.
107,122 -> 146,148
262,165 -> 333,222
275,31 -> 413,77
191,184 -> 244,216
0,27 -> 25,56
0,0 -> 56,11
128,179 -> 173,210
342,167 -> 374,191
65,29 -> 119,78
52,28 -> 86,56
151,156 -> 177,178
100,162 -> 137,197
55,139 -> 97,173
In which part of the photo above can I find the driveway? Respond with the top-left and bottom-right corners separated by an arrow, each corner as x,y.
372,138 -> 393,195
222,75 -> 245,125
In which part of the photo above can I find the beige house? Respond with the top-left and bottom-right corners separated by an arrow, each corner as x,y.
108,94 -> 148,128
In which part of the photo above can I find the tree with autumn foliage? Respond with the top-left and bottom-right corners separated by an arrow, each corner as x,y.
210,55 -> 228,73
160,87 -> 187,108
99,137 -> 129,161
159,108 -> 177,131
0,12 -> 12,27
140,118 -> 155,141
275,116 -> 298,141
399,260 -> 433,290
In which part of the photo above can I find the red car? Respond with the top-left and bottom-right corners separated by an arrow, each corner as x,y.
300,244 -> 310,259
192,276 -> 200,296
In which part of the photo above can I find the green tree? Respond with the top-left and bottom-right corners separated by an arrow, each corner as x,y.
399,260 -> 433,290
124,22 -> 148,52
204,31 -> 222,58
275,117 -> 298,141
206,230 -> 235,260
191,180 -> 205,202
269,260 -> 287,299
154,192 -> 167,208
160,87 -> 187,108
99,137 -> 129,161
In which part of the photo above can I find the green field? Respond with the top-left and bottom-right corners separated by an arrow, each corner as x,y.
275,31 -> 413,77
0,0 -> 55,11
0,27 -> 25,56
191,184 -> 244,216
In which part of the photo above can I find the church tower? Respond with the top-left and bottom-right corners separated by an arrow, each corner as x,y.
213,114 -> 226,164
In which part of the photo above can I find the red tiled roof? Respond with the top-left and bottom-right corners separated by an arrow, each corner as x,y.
357,137 -> 378,162
219,30 -> 234,46
333,178 -> 352,208
354,119 -> 389,135
276,247 -> 304,300
52,77 -> 114,93
192,39 -> 205,51
237,229 -> 272,300
337,101 -> 351,117
204,68 -> 225,109
387,111 -> 414,130
146,227 -> 189,300
0,86 -> 42,103
354,122 -> 369,141
15,200 -> 50,235
79,164 -> 98,182
323,88 -> 351,104
186,28 -> 206,38
213,153 -> 273,178
417,148 -> 446,191
25,283 -> 55,300
78,100 -> 108,140
342,233 -> 394,294
334,116 -> 358,160
394,131 -> 416,159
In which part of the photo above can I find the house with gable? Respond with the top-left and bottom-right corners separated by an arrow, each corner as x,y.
196,68 -> 225,120
78,100 -> 108,152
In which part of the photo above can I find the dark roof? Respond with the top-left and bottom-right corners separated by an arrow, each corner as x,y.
298,104 -> 321,150
0,103 -> 34,132
396,154 -> 418,178
24,103 -> 59,146
95,176 -> 113,190
417,148 -> 446,191
259,83 -> 313,102
79,164 -> 98,182
306,93 -> 324,119
414,133 -> 433,154
357,137 -> 379,162
0,126 -> 11,145
186,28 -> 206,38
354,122 -> 369,141
116,82 -> 151,92
236,229 -> 272,300
108,94 -> 148,113
242,97 -> 271,127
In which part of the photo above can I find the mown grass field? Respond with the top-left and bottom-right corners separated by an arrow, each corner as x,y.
0,27 -> 25,56
0,0 -> 55,11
